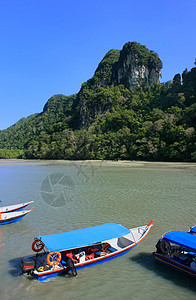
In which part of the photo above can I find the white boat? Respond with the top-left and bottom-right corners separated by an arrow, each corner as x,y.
0,208 -> 34,225
0,201 -> 34,213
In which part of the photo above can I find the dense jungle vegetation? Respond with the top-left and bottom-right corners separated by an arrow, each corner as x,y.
0,43 -> 195,161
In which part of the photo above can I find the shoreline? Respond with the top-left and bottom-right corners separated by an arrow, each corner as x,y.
0,159 -> 196,168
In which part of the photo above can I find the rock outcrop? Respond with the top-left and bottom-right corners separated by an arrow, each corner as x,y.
78,42 -> 163,127
112,42 -> 162,90
86,41 -> 162,91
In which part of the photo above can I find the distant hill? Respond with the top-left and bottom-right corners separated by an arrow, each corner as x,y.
0,42 -> 195,161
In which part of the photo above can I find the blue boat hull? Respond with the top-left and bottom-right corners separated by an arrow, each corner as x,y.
0,215 -> 26,225
35,245 -> 138,282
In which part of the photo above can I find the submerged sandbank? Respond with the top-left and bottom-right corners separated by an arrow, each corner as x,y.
0,159 -> 195,169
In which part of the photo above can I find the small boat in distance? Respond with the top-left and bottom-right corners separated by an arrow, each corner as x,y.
0,207 -> 34,225
21,220 -> 154,281
0,201 -> 34,213
153,230 -> 196,279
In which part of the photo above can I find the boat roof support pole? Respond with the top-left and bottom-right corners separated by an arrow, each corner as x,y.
130,230 -> 136,243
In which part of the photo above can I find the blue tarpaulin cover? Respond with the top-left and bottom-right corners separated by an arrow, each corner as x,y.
163,231 -> 196,252
37,223 -> 130,252
190,226 -> 196,234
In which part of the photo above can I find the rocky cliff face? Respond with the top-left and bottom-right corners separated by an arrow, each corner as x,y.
115,57 -> 161,90
78,42 -> 162,128
112,42 -> 162,90
88,42 -> 162,90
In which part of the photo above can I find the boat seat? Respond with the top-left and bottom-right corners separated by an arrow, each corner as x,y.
94,247 -> 117,256
179,253 -> 189,261
108,246 -> 117,252
94,251 -> 102,256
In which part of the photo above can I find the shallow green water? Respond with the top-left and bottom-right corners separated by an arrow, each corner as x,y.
0,161 -> 196,300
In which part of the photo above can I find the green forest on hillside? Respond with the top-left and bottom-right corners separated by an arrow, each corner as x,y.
0,67 -> 195,161
0,42 -> 195,161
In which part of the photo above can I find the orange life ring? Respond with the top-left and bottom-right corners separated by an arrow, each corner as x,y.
160,240 -> 171,254
32,239 -> 45,252
47,251 -> 62,266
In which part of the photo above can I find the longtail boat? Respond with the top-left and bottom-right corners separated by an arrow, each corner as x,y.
153,230 -> 196,279
0,207 -> 34,225
0,201 -> 34,213
21,220 -> 154,281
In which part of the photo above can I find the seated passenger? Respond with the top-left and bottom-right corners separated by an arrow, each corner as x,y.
65,250 -> 78,263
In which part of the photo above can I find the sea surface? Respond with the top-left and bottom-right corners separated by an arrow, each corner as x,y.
0,160 -> 195,300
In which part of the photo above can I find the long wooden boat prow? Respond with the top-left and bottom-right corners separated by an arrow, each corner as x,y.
0,207 -> 34,225
21,220 -> 154,281
0,201 -> 34,213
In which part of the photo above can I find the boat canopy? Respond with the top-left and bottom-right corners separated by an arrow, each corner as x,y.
163,231 -> 196,252
190,226 -> 196,234
37,223 -> 130,252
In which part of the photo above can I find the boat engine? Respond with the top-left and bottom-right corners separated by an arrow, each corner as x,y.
21,258 -> 36,275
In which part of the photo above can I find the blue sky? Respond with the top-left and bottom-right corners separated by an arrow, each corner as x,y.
0,0 -> 195,130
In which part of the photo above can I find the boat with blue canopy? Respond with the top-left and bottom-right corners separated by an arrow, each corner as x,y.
21,220 -> 154,281
153,230 -> 196,278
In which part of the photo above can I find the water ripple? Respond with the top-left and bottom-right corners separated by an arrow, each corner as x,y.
0,161 -> 195,299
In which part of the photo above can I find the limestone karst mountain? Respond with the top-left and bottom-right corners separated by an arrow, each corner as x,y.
0,41 -> 195,161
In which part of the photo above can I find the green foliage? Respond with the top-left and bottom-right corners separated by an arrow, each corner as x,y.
91,49 -> 120,86
81,49 -> 120,90
0,149 -> 23,159
0,94 -> 77,152
0,55 -> 195,162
